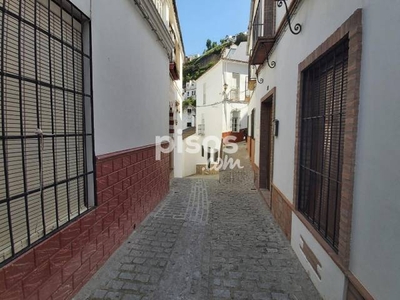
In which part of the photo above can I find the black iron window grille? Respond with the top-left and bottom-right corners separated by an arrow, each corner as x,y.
0,0 -> 94,265
252,0 -> 265,44
298,38 -> 349,251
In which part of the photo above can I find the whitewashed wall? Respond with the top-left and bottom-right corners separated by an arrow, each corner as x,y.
70,0 -> 90,17
71,0 -> 170,156
182,136 -> 205,177
173,75 -> 184,178
349,1 -> 400,299
292,214 -> 346,300
249,0 -> 400,299
195,60 -> 249,168
275,0 -> 293,31
222,61 -> 249,135
223,61 -> 248,101
196,62 -> 224,144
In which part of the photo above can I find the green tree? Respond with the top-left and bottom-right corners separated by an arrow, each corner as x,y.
206,39 -> 212,50
235,32 -> 248,45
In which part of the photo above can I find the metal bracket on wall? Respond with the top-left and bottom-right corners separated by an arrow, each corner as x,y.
267,56 -> 276,69
256,74 -> 264,84
254,66 -> 264,84
255,65 -> 264,84
275,0 -> 302,35
261,43 -> 276,69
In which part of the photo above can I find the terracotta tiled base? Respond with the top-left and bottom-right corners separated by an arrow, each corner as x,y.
0,144 -> 170,300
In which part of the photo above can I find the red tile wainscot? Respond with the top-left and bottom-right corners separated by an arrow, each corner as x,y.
0,143 -> 170,300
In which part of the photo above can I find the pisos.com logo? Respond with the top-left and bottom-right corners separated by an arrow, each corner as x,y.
156,131 -> 244,171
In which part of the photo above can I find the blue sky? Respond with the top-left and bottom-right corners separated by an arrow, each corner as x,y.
176,0 -> 250,56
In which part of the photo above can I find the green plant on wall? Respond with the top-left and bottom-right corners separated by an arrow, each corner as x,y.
183,97 -> 196,109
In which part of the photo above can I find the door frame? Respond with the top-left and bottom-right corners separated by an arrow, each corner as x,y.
259,88 -> 276,191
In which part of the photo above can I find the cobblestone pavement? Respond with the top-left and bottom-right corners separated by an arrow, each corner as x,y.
75,144 -> 321,300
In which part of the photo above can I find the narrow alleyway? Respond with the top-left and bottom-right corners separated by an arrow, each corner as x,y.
75,144 -> 321,300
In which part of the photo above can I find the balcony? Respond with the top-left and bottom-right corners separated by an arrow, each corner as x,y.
250,36 -> 275,65
169,62 -> 179,80
249,0 -> 275,65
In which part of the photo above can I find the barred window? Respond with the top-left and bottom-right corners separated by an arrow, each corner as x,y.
298,38 -> 349,251
0,0 -> 94,265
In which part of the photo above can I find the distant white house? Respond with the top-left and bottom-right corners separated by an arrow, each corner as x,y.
179,42 -> 249,177
197,42 -> 249,141
182,80 -> 196,130
184,80 -> 197,100
182,105 -> 196,129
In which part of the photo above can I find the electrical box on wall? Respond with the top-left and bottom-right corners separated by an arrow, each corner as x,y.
274,119 -> 279,137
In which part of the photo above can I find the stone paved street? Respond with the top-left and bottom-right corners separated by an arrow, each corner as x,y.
75,144 -> 321,300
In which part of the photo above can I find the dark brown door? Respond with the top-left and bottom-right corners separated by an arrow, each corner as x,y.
260,99 -> 273,190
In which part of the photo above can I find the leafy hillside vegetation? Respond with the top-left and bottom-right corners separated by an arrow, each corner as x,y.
183,42 -> 228,84
183,32 -> 248,85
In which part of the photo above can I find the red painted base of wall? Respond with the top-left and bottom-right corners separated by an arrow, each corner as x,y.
222,130 -> 247,143
271,185 -> 293,240
0,144 -> 170,300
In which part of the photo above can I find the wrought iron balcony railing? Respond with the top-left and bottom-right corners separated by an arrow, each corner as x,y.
249,0 -> 275,65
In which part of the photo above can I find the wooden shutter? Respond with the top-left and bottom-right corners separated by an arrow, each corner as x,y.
298,38 -> 349,250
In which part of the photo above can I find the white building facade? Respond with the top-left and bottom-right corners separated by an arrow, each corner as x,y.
0,0 -> 183,298
167,0 -> 185,179
182,105 -> 196,129
247,1 -> 400,300
184,80 -> 196,100
182,42 -> 249,176
182,80 -> 196,130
